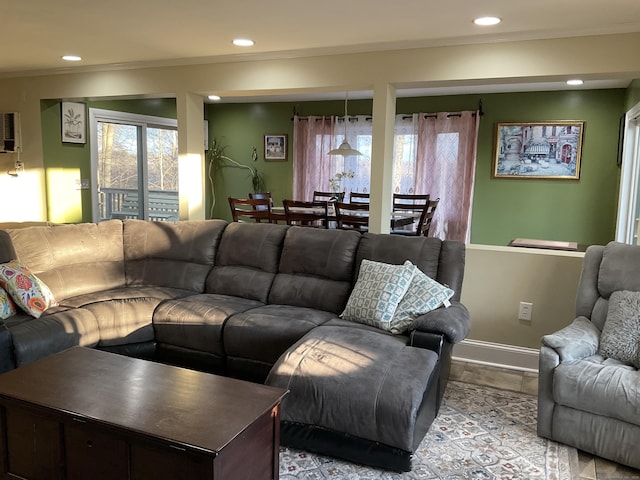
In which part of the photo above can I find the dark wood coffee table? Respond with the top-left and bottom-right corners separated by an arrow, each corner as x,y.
0,347 -> 288,480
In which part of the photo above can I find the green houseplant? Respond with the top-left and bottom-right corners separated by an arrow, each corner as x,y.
206,139 -> 266,218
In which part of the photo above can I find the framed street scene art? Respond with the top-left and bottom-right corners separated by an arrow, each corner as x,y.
492,121 -> 584,180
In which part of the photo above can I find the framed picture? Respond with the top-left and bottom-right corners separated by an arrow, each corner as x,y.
492,121 -> 584,180
61,101 -> 87,144
264,134 -> 287,161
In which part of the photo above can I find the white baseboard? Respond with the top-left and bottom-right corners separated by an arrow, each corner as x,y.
452,339 -> 539,373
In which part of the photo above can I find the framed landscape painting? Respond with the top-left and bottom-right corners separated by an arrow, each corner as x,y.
492,121 -> 584,180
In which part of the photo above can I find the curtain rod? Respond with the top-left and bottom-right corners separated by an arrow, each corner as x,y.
292,99 -> 484,120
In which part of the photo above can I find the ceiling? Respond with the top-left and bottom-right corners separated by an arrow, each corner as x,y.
3,0 -> 640,99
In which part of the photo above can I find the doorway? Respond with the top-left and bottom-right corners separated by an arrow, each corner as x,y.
89,109 -> 178,222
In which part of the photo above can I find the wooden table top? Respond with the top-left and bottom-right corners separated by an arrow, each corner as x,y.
0,348 -> 288,455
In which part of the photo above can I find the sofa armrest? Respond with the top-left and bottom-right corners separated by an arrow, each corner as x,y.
541,316 -> 600,362
0,321 -> 14,373
409,301 -> 470,344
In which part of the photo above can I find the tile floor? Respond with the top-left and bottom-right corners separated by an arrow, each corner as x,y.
451,360 -> 640,480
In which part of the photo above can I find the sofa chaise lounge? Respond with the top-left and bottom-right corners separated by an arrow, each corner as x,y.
0,219 -> 470,471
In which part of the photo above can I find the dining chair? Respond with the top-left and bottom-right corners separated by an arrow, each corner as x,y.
248,192 -> 273,210
418,198 -> 440,236
349,192 -> 370,205
334,202 -> 369,232
228,197 -> 272,223
313,191 -> 345,203
282,199 -> 329,228
391,193 -> 430,235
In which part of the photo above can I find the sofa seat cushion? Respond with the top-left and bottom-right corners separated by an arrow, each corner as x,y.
266,325 -> 438,451
554,355 -> 640,426
9,309 -> 100,367
59,286 -> 194,308
224,305 -> 338,365
153,293 -> 264,356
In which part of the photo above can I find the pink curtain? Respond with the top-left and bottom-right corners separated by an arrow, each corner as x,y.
292,116 -> 335,200
415,111 -> 479,242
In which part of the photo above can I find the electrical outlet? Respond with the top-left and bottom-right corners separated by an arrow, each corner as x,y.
518,302 -> 533,322
14,161 -> 24,173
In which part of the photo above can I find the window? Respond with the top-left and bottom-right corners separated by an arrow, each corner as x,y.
89,109 -> 179,222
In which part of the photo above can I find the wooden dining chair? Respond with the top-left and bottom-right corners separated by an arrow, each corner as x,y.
391,193 -> 430,235
249,192 -> 273,209
334,202 -> 369,232
228,197 -> 272,223
349,192 -> 370,205
282,199 -> 329,228
313,191 -> 345,203
418,198 -> 440,236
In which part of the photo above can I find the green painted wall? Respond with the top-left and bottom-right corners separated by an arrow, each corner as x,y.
39,90 -> 625,246
41,98 -> 176,223
626,79 -> 640,109
205,99 -> 372,221
208,90 -> 626,246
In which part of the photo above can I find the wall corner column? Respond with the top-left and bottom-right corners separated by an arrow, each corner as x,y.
369,83 -> 396,233
176,92 -> 205,220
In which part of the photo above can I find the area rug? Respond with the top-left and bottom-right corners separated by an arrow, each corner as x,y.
279,380 -> 579,479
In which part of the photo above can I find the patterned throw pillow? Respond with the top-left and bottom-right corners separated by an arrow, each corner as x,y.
389,261 -> 455,334
341,259 -> 415,331
0,260 -> 57,318
599,290 -> 640,368
0,286 -> 17,320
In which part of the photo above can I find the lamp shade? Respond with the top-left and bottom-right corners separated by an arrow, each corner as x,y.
328,139 -> 362,157
328,92 -> 363,157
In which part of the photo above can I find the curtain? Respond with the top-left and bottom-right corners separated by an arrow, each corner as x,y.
292,115 -> 335,200
414,111 -> 479,243
293,110 -> 479,242
293,115 -> 372,200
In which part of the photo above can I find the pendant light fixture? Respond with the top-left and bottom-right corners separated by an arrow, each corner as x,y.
328,92 -> 363,157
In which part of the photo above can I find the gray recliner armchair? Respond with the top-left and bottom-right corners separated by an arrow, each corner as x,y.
538,241 -> 640,469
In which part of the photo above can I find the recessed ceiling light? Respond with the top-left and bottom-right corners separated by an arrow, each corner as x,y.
566,79 -> 584,86
62,55 -> 82,62
232,38 -> 255,47
473,16 -> 501,26
208,95 -> 221,101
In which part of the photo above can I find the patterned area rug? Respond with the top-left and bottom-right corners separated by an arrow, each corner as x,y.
279,380 -> 579,479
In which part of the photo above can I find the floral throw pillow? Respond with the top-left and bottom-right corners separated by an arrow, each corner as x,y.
0,286 -> 16,320
0,260 -> 57,318
341,259 -> 415,331
389,261 -> 455,334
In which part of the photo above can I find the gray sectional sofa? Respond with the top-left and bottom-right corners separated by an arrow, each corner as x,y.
0,219 -> 470,471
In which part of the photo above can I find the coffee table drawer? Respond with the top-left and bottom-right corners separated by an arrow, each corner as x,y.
130,442 -> 213,480
65,422 -> 128,480
3,406 -> 62,480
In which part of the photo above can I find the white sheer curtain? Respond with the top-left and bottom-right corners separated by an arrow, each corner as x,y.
395,111 -> 479,242
292,116 -> 335,200
293,111 -> 479,242
293,115 -> 371,199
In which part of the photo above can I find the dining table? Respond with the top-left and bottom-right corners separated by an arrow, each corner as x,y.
270,205 -> 417,229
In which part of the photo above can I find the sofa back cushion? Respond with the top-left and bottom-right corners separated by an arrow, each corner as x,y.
355,233 -> 465,301
124,219 -> 226,292
1,221 -> 126,301
206,222 -> 288,303
575,241 -> 640,332
269,227 -> 361,313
